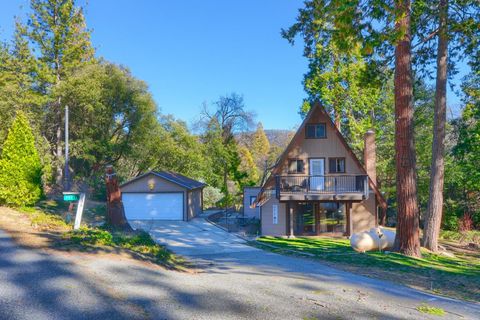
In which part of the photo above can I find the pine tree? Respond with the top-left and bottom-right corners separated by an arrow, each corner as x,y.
0,111 -> 42,206
0,22 -> 44,145
393,0 -> 422,258
25,0 -> 94,187
417,0 -> 480,252
250,122 -> 270,177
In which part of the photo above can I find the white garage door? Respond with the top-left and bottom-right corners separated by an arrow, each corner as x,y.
122,193 -> 184,220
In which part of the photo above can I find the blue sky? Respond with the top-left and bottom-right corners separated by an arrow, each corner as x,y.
0,1 -> 467,129
1,0 -> 308,130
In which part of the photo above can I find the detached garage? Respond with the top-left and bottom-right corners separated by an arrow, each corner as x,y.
120,171 -> 205,221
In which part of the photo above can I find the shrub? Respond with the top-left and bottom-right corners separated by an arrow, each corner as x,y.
203,186 -> 223,208
66,228 -> 113,246
0,111 -> 42,206
458,212 -> 474,232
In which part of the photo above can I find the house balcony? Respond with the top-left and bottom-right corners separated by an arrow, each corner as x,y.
275,175 -> 369,202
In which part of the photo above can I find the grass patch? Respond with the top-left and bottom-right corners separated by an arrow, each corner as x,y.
416,304 -> 445,316
19,206 -> 71,231
256,236 -> 480,301
440,230 -> 480,244
63,227 -> 183,269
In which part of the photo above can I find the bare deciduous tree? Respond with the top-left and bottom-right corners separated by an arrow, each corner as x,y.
200,93 -> 255,143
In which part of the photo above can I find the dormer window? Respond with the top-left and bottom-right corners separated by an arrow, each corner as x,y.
306,123 -> 326,139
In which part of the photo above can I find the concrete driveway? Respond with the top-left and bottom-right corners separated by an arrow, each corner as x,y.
128,217 -> 480,319
129,218 -> 258,256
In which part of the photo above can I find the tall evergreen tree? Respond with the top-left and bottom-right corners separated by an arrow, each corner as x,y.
415,0 -> 480,252
0,22 -> 44,144
0,111 -> 42,206
393,0 -> 422,257
423,0 -> 448,252
25,0 -> 94,188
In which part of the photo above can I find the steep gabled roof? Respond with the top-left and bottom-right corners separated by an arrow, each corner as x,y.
257,102 -> 387,209
120,171 -> 206,190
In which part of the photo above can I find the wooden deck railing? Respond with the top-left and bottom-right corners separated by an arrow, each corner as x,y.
275,175 -> 368,199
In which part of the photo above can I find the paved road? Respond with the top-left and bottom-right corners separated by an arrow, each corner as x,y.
1,221 -> 479,320
0,229 -> 142,320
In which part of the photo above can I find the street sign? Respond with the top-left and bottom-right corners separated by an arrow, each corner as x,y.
63,192 -> 80,202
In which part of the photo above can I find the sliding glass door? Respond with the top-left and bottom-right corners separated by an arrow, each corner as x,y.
319,202 -> 346,233
294,202 -> 316,235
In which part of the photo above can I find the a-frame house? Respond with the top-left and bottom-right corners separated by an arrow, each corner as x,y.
254,102 -> 386,237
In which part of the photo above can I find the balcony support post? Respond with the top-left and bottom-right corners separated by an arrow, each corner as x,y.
288,202 -> 295,238
346,202 -> 352,237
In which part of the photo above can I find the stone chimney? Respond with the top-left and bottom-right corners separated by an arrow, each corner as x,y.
364,129 -> 376,185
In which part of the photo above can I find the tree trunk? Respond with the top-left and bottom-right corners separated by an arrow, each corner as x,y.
423,0 -> 448,252
105,165 -> 132,231
393,0 -> 422,258
334,109 -> 341,131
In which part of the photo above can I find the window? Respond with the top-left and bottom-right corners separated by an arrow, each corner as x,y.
306,123 -> 326,138
329,158 -> 346,173
249,196 -> 257,208
288,159 -> 305,173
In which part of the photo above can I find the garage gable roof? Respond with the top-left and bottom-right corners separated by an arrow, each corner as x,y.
121,171 -> 206,190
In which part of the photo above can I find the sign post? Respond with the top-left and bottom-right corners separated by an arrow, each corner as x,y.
74,193 -> 86,230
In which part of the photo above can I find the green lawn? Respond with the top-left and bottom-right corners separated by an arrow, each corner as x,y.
256,236 -> 480,301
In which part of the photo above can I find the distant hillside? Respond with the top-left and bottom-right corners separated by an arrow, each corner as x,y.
236,129 -> 294,149
264,130 -> 294,148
